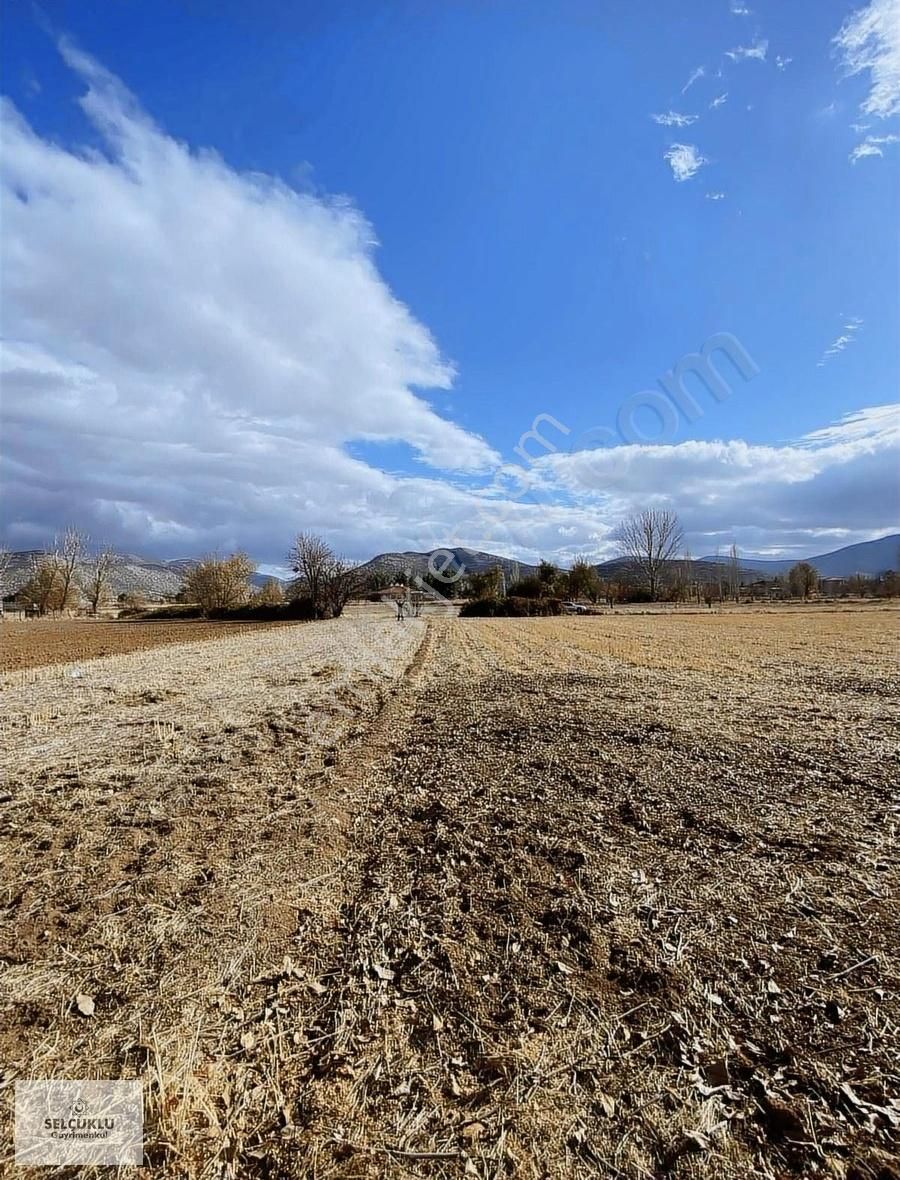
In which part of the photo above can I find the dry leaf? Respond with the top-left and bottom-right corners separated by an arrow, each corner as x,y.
598,1092 -> 615,1117
308,979 -> 327,996
240,1030 -> 256,1051
766,980 -> 782,995
432,1013 -> 444,1032
75,993 -> 95,1017
373,964 -> 395,981
555,960 -> 573,976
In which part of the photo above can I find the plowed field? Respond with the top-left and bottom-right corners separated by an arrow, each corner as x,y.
1,609 -> 897,1178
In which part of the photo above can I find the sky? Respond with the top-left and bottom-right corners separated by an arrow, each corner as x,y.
1,0 -> 898,569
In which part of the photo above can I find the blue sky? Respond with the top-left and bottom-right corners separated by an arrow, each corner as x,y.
1,0 -> 898,566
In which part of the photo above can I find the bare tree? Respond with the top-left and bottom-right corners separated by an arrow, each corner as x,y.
252,577 -> 285,606
82,545 -> 120,615
788,561 -> 818,600
728,542 -> 741,602
0,546 -> 11,616
54,528 -> 88,613
184,553 -> 255,615
288,532 -> 333,615
19,555 -> 76,615
323,556 -> 361,618
615,508 -> 684,601
288,532 -> 360,618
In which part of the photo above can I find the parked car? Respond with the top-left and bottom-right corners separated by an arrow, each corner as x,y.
562,601 -> 588,614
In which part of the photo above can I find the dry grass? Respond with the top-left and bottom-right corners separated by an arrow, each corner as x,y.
1,606 -> 897,1178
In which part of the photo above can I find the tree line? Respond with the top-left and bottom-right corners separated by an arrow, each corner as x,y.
3,511 -> 896,618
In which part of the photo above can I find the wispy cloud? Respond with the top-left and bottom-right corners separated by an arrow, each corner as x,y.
833,0 -> 900,118
709,92 -> 728,109
705,191 -> 726,200
849,131 -> 900,160
651,110 -> 699,126
664,143 -> 708,181
775,55 -> 793,70
726,40 -> 768,62
817,317 -> 864,366
681,66 -> 705,94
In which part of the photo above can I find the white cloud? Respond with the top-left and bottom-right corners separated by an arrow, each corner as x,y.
664,143 -> 708,181
0,42 -> 517,561
705,191 -> 726,200
849,131 -> 900,160
775,55 -> 793,71
532,405 -> 900,555
730,0 -> 752,15
817,316 -> 864,365
709,92 -> 728,109
1,44 -> 895,570
834,0 -> 900,118
681,66 -> 706,94
725,40 -> 769,62
651,110 -> 699,126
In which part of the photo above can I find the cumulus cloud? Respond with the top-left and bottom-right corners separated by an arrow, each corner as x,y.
664,143 -> 708,181
725,40 -> 768,62
817,317 -> 864,364
0,41 -> 511,558
834,0 -> 900,117
533,405 -> 900,554
651,110 -> 699,126
849,131 -> 900,160
0,43 -> 895,569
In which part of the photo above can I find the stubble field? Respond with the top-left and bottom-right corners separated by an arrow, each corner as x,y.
1,607 -> 898,1178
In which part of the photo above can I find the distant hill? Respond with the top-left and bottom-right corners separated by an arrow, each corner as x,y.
4,533 -> 895,604
1,551 -> 282,602
357,547 -> 539,584
699,534 -> 900,578
594,556 -> 761,584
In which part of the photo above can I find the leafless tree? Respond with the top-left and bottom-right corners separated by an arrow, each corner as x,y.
0,546 -> 11,615
615,508 -> 684,601
672,546 -> 694,604
288,533 -> 361,618
54,528 -> 88,612
324,556 -> 362,618
788,561 -> 818,600
19,555 -> 76,615
252,577 -> 285,606
184,553 -> 255,615
728,542 -> 741,602
288,532 -> 333,615
82,545 -> 120,615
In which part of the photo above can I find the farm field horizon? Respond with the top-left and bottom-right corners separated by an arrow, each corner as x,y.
1,606 -> 897,1177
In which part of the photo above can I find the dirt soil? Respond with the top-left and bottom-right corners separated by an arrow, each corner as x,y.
0,608 -> 897,1179
0,618 -> 298,674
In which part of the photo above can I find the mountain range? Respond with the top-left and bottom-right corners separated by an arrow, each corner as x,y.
360,534 -> 900,585
698,534 -> 899,578
2,534 -> 896,602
